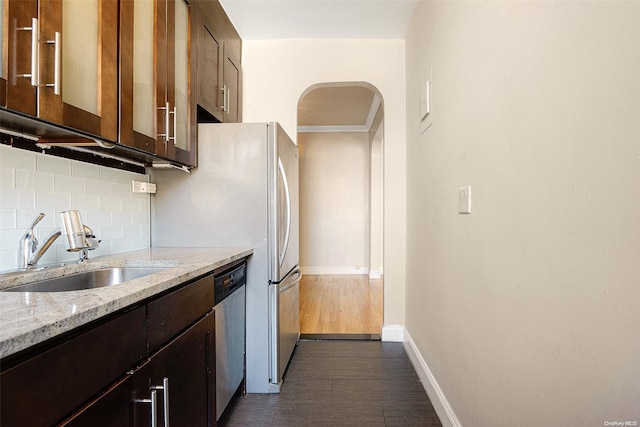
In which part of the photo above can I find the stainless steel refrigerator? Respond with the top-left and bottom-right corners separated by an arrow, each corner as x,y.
151,122 -> 300,394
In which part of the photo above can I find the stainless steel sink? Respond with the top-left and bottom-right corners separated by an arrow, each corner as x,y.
3,267 -> 168,292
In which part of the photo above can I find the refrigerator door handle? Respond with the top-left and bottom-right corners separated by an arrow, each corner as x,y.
278,158 -> 292,267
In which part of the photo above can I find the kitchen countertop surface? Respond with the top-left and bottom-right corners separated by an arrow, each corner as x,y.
0,247 -> 253,359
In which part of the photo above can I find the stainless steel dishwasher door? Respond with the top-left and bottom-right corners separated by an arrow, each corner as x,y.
215,284 -> 246,420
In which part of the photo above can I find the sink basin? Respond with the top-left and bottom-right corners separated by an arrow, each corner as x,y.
3,267 -> 169,292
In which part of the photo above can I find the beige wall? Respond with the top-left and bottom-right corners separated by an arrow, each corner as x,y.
299,132 -> 370,274
242,39 -> 407,330
405,1 -> 640,426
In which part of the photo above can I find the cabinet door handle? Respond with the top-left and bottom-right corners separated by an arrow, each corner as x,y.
134,390 -> 158,427
45,32 -> 61,95
157,102 -> 170,141
168,107 -> 176,142
219,84 -> 228,113
15,17 -> 39,87
150,377 -> 170,427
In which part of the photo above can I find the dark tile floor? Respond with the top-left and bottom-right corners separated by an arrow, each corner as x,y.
218,340 -> 442,427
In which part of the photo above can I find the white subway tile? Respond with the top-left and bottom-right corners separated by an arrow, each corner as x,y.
0,209 -> 17,230
0,249 -> 18,272
112,212 -> 132,226
0,168 -> 15,189
0,146 -> 35,171
123,223 -> 141,237
111,183 -> 131,198
111,239 -> 133,254
36,192 -> 71,211
15,170 -> 55,192
86,179 -> 111,197
131,237 -> 150,250
99,167 -> 142,185
132,211 -> 150,225
55,175 -> 86,195
99,197 -> 122,212
0,229 -> 23,250
71,161 -> 100,180
122,198 -> 143,212
86,210 -> 111,226
1,189 -> 36,210
36,155 -> 71,176
71,194 -> 100,211
99,224 -> 124,240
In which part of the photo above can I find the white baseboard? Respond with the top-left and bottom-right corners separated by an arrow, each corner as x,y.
381,325 -> 404,342
369,270 -> 382,279
300,266 -> 370,275
404,329 -> 462,427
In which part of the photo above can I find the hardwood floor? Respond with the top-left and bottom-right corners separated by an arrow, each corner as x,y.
299,275 -> 383,334
218,340 -> 442,426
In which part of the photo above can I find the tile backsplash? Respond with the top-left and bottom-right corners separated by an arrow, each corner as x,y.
0,145 -> 151,271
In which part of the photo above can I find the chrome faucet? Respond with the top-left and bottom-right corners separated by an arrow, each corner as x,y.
19,211 -> 101,269
19,213 -> 63,270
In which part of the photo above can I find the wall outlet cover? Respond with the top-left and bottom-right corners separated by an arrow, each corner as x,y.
458,186 -> 471,214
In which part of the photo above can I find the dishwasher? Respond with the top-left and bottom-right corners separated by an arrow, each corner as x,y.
214,260 -> 247,420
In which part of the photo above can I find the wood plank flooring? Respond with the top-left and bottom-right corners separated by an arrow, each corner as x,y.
218,340 -> 442,426
299,275 -> 383,334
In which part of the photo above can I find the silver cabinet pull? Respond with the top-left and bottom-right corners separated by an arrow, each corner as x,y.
16,17 -> 39,87
168,106 -> 176,142
219,84 -> 228,113
45,32 -> 61,95
157,102 -> 170,140
150,377 -> 169,427
135,390 -> 158,427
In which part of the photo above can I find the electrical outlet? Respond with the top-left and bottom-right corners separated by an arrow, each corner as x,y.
132,180 -> 157,194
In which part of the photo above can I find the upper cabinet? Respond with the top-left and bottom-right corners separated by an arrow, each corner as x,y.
195,0 -> 242,124
1,0 -> 118,142
120,0 -> 197,167
1,0 -> 240,170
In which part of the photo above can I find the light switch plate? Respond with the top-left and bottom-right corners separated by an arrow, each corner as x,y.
458,186 -> 471,214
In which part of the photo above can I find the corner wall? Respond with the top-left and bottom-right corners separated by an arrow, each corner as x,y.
241,39 -> 407,331
405,2 -> 640,426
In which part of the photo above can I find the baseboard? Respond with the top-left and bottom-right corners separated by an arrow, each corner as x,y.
369,270 -> 382,279
380,325 -> 404,342
404,329 -> 462,427
300,266 -> 370,275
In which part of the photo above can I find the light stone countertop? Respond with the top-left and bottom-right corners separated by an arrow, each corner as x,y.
0,247 -> 253,359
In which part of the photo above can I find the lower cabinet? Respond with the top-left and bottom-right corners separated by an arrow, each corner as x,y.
61,311 -> 215,427
0,268 -> 225,427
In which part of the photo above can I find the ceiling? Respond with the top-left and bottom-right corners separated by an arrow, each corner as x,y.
298,86 -> 380,132
218,0 -> 418,40
218,0 -> 414,130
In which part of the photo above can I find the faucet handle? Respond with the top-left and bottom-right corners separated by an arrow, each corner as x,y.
22,213 -> 45,240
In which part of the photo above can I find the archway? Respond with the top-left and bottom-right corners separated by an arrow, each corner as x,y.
296,82 -> 384,337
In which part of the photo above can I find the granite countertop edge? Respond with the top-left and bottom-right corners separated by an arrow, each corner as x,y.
0,247 -> 253,359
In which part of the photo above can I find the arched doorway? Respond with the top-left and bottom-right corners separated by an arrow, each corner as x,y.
296,82 -> 384,338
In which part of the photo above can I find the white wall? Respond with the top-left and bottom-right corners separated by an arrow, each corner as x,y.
369,127 -> 383,278
0,145 -> 151,271
299,132 -> 370,275
242,39 -> 406,330
405,1 -> 640,426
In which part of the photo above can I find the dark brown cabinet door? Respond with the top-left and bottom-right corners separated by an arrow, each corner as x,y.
61,311 -> 216,427
119,0 -> 196,166
148,311 -> 215,427
222,50 -> 240,124
1,0 -> 118,141
3,0 -> 38,113
196,7 -> 223,121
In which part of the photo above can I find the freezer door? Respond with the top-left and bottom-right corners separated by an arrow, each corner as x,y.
272,124 -> 299,282
269,268 -> 301,387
